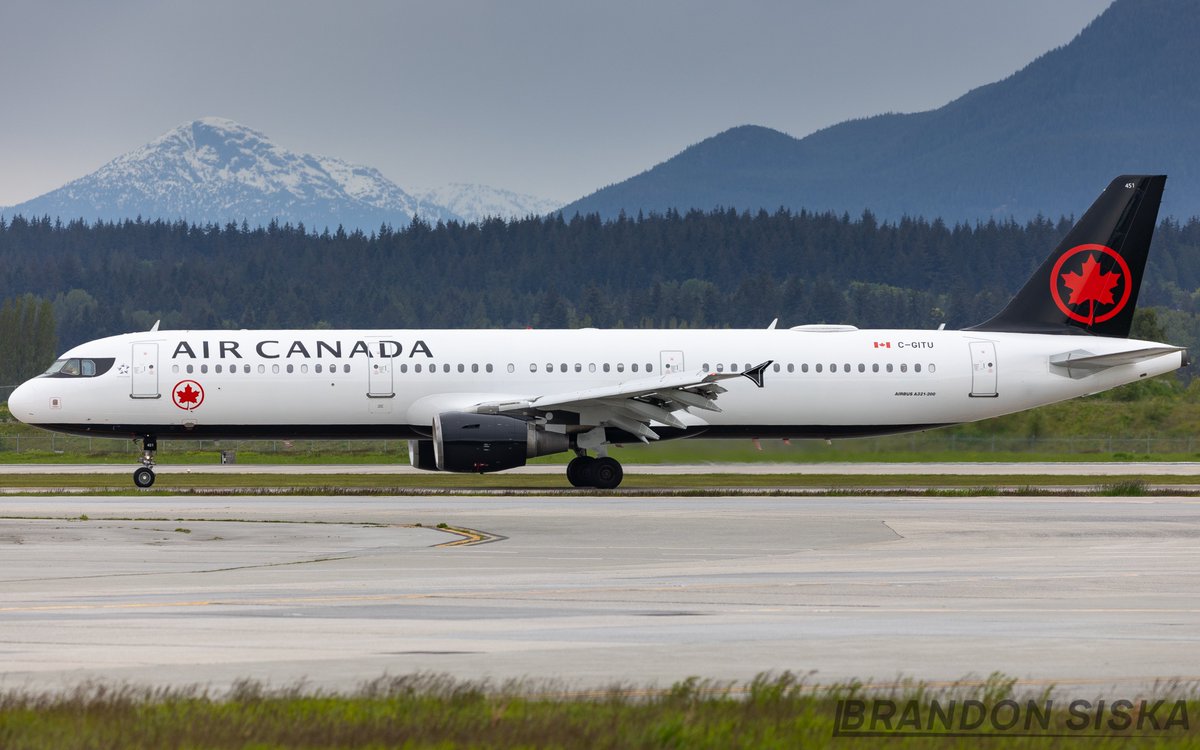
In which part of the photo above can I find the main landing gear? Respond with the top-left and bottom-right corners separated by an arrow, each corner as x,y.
133,436 -> 157,488
566,452 -> 624,490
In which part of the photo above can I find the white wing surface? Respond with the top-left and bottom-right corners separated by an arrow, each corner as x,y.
468,361 -> 772,442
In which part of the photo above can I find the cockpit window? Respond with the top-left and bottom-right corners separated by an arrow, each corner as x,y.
42,357 -> 115,378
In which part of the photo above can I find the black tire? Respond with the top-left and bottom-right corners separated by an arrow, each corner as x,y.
566,456 -> 595,488
591,457 -> 623,489
133,467 -> 155,488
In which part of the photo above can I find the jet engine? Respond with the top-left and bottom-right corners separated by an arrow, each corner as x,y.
409,412 -> 570,473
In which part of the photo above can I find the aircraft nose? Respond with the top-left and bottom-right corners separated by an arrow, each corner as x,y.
7,380 -> 38,424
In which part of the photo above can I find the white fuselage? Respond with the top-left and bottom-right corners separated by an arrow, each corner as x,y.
8,326 -> 1185,443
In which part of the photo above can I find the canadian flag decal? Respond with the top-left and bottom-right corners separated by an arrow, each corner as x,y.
873,341 -> 891,348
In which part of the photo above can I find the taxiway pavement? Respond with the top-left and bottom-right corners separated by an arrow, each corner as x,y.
0,494 -> 1197,693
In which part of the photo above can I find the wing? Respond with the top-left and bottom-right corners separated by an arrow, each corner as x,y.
469,361 -> 773,442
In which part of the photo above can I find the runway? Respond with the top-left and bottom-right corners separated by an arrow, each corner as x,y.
0,494 -> 1198,694
1,461 -> 1198,475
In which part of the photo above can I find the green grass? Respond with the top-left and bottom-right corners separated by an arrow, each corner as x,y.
0,673 -> 1194,749
0,471 -> 1194,494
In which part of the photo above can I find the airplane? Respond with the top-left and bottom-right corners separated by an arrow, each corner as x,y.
6,175 -> 1187,489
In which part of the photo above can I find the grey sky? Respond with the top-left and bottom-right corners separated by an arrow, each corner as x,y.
0,0 -> 1113,207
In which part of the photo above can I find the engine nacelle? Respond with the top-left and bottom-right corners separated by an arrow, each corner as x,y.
408,438 -> 439,471
425,412 -> 570,473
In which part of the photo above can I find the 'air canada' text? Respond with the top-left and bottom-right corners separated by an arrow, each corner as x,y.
171,339 -> 433,360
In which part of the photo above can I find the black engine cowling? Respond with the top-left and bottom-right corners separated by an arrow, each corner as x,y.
411,412 -> 570,473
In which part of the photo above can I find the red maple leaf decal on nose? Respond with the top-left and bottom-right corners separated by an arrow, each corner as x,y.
1061,254 -> 1122,325
176,384 -> 200,405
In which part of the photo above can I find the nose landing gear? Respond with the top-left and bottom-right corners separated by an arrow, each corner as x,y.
133,436 -> 157,488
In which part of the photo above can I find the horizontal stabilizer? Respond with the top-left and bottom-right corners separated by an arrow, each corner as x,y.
1049,346 -> 1185,378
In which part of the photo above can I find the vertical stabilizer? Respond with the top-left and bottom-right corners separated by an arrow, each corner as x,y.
968,175 -> 1165,337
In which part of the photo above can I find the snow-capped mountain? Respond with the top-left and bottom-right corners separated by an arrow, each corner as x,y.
2,118 -> 558,230
416,183 -> 563,223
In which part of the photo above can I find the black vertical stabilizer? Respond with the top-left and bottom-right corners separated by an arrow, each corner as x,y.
968,175 -> 1165,337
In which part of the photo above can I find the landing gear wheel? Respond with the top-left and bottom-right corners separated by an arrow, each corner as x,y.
133,467 -> 156,488
566,456 -> 596,488
591,457 -> 623,490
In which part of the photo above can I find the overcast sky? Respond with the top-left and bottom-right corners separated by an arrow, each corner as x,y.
0,0 -> 1113,207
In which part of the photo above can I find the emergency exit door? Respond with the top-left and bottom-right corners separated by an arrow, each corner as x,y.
367,341 -> 395,398
969,342 -> 998,398
660,350 -> 685,374
130,343 -> 160,398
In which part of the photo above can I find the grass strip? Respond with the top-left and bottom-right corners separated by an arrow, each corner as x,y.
0,472 -> 1193,491
0,672 -> 1195,749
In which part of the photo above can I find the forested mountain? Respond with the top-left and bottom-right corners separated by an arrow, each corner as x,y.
561,0 -> 1200,222
2,119 -> 561,230
3,210 -> 1200,354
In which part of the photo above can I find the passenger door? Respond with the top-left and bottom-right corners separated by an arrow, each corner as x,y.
969,342 -> 998,398
130,343 -> 160,398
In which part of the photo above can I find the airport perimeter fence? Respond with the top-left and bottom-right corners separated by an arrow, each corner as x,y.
0,433 -> 1198,459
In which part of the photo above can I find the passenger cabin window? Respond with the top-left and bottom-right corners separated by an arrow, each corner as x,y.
486,364 -> 493,373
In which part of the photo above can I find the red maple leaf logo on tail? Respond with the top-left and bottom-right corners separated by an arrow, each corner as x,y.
1061,254 -> 1122,326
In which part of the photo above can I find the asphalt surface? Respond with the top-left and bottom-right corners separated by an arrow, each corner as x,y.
1,494 -> 1198,694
